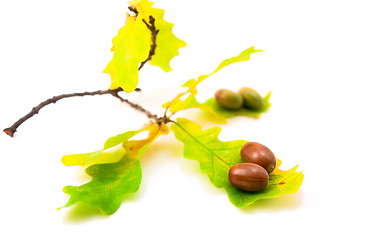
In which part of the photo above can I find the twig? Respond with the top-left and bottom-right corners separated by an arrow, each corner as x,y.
111,94 -> 159,121
128,6 -> 139,16
4,13 -> 160,137
3,88 -> 159,137
139,16 -> 159,70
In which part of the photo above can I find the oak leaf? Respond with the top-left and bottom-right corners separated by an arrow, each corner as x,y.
60,123 -> 169,215
163,47 -> 263,114
171,118 -> 303,207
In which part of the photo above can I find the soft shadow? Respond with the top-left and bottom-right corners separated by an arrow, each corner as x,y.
239,191 -> 303,214
180,110 -> 224,128
63,203 -> 109,223
140,139 -> 184,167
75,170 -> 92,182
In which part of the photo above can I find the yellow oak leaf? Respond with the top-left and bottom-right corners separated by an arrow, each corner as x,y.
132,0 -> 186,72
103,14 -> 151,92
61,122 -> 168,167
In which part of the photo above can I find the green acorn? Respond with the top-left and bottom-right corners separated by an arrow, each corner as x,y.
214,89 -> 243,110
238,87 -> 263,109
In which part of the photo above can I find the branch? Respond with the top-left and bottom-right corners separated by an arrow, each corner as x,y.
4,13 -> 160,137
111,94 -> 159,121
139,15 -> 159,70
3,88 -> 159,137
128,6 -> 139,16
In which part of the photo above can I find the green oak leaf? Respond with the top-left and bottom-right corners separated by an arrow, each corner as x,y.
62,150 -> 142,215
60,123 -> 169,215
169,92 -> 272,123
171,118 -> 303,207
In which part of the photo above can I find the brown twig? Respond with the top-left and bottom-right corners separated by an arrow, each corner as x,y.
110,93 -> 159,121
4,12 -> 161,137
128,6 -> 139,16
139,15 -> 159,70
2,88 -> 160,137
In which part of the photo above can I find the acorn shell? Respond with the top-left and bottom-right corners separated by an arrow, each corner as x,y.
228,163 -> 269,192
238,87 -> 263,109
214,89 -> 243,110
240,142 -> 277,174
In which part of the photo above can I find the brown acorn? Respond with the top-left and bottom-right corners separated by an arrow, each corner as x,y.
228,163 -> 269,192
214,89 -> 243,110
240,142 -> 276,174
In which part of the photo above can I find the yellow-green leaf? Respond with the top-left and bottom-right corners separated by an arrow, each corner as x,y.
103,14 -> 151,92
133,0 -> 187,72
62,150 -> 143,215
167,92 -> 272,123
163,47 -> 262,112
62,131 -> 139,167
197,47 -> 263,84
171,118 -> 303,207
129,0 -> 142,5
60,122 -> 169,215
61,121 -> 169,167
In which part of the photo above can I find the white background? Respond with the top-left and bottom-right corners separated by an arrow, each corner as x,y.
1,0 -> 368,239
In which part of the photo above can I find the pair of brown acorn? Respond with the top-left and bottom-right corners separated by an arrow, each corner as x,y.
215,87 -> 263,110
228,142 -> 277,192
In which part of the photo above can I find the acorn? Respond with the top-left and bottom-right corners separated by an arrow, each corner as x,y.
214,89 -> 243,110
240,142 -> 276,174
238,87 -> 263,109
228,163 -> 269,192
